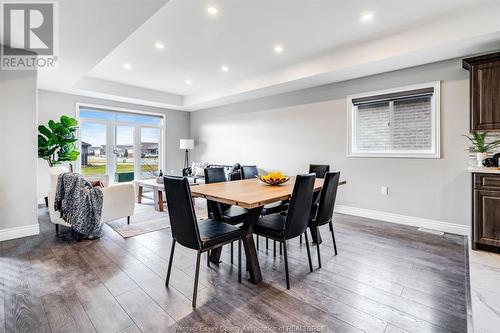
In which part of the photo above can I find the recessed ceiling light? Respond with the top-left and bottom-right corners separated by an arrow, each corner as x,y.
221,65 -> 229,72
185,79 -> 192,85
154,41 -> 165,49
274,45 -> 284,54
360,12 -> 374,22
123,63 -> 132,70
207,6 -> 218,16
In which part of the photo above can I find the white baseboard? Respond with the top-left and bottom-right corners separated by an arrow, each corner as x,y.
335,205 -> 470,236
0,224 -> 40,241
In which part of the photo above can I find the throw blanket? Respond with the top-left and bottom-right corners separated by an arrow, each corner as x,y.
54,172 -> 104,239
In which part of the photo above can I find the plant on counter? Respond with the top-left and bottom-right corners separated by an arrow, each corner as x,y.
38,115 -> 80,167
463,131 -> 500,167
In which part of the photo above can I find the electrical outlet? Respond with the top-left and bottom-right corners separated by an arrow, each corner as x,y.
380,186 -> 388,195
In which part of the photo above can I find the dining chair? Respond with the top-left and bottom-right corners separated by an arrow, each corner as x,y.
299,163 -> 330,244
309,164 -> 330,178
240,165 -> 259,179
164,176 -> 244,307
204,167 -> 248,264
254,173 -> 316,289
308,171 -> 340,268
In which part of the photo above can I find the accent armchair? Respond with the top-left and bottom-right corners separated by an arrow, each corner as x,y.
47,167 -> 136,235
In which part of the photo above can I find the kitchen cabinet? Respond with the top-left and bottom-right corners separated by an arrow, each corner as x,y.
472,172 -> 500,252
463,52 -> 500,131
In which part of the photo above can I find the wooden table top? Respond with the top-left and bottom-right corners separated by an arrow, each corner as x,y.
190,177 -> 346,209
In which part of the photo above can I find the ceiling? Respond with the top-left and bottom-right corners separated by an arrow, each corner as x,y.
38,0 -> 500,111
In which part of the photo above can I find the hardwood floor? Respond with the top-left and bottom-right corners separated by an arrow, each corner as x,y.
0,205 -> 468,333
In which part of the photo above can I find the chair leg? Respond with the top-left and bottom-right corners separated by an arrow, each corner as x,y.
55,224 -> 59,237
192,251 -> 201,307
283,240 -> 290,289
166,240 -> 176,286
127,216 -> 130,225
304,231 -> 313,272
238,239 -> 242,283
231,242 -> 234,264
273,240 -> 276,257
315,227 -> 322,268
280,242 -> 282,255
266,238 -> 268,250
256,235 -> 259,250
329,221 -> 338,255
207,251 -> 210,267
299,234 -> 302,244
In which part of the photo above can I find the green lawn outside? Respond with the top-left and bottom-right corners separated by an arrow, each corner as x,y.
81,163 -> 158,176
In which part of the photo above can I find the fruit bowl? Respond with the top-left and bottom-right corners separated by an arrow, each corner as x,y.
258,172 -> 290,185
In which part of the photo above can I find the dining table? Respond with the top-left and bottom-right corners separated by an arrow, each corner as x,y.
190,176 -> 346,284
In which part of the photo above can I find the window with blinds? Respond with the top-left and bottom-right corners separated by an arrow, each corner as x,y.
347,82 -> 440,158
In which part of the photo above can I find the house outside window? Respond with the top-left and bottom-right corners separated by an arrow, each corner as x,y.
347,81 -> 440,158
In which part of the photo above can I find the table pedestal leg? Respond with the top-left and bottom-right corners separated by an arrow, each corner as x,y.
208,206 -> 263,285
209,247 -> 223,264
310,226 -> 322,244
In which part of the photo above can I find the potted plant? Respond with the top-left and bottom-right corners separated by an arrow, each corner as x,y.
463,131 -> 500,166
38,115 -> 80,169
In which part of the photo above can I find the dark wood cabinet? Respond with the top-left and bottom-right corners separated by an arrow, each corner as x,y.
472,173 -> 500,251
463,52 -> 500,131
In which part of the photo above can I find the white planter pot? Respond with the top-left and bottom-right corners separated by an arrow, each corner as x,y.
477,152 -> 489,167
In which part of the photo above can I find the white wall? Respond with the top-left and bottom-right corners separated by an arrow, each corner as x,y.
0,69 -> 39,239
37,90 -> 190,202
190,59 -> 471,233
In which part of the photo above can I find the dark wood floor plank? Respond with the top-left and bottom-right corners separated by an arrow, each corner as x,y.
73,280 -> 133,333
41,292 -> 95,333
115,288 -> 176,333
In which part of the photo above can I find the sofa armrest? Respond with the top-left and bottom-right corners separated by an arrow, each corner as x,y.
100,183 -> 135,223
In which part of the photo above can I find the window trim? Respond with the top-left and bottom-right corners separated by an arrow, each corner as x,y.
75,102 -> 167,181
346,81 -> 441,159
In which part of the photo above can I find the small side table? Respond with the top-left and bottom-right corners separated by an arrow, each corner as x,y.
135,178 -> 198,212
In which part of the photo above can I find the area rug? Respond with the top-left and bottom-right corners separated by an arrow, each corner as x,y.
106,199 -> 208,238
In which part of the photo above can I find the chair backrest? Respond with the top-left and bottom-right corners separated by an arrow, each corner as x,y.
164,176 -> 202,250
315,171 -> 340,226
204,167 -> 226,184
49,166 -> 70,190
241,165 -> 258,179
284,173 -> 316,239
309,164 -> 330,178
204,167 -> 227,219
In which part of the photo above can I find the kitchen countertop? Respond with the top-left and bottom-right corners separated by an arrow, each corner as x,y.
468,166 -> 500,174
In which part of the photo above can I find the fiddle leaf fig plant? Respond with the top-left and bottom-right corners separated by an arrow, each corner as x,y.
38,115 -> 80,167
463,131 -> 500,153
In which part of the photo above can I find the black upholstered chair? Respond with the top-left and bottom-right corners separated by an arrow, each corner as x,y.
309,164 -> 330,178
309,171 -> 340,268
204,167 -> 248,264
164,176 -> 244,307
240,165 -> 259,179
254,173 -> 316,289
299,164 -> 330,244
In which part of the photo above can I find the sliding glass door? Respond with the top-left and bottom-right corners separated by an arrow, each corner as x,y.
78,106 -> 164,182
114,125 -> 135,182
